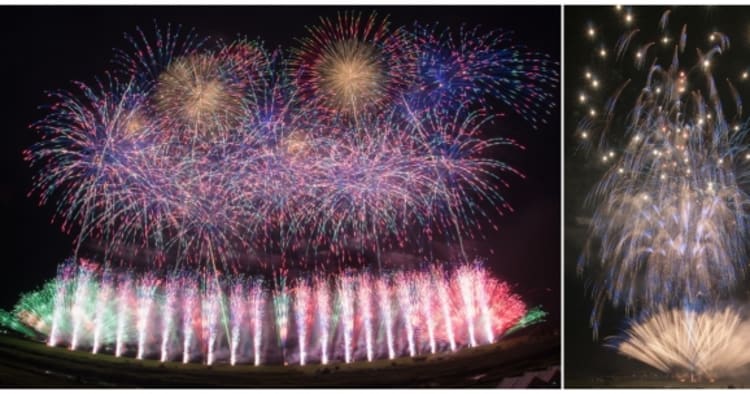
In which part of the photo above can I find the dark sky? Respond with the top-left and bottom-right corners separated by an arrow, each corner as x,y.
565,5 -> 750,380
0,5 -> 560,327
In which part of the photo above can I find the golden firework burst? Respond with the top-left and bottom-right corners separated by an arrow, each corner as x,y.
292,12 -> 415,118
318,39 -> 384,114
155,54 -> 245,140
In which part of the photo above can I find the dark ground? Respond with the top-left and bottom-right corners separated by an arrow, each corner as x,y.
0,323 -> 558,388
566,375 -> 750,389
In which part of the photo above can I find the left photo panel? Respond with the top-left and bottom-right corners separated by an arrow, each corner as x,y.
0,5 -> 561,388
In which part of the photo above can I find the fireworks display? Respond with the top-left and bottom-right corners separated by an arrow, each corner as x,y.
572,6 -> 750,382
3,258 -> 540,366
7,9 -> 557,373
24,16 -> 557,272
575,7 -> 750,330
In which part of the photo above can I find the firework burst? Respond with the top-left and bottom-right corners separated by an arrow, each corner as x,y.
575,7 -> 750,331
610,306 -> 750,382
408,23 -> 559,129
154,53 -> 249,142
291,11 -> 415,118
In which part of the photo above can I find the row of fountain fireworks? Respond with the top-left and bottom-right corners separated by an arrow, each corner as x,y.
577,7 -> 750,380
11,259 -> 536,367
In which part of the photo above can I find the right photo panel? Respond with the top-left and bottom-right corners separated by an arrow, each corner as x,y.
565,5 -> 750,388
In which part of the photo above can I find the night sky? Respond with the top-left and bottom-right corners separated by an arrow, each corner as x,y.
0,4 -> 560,330
565,5 -> 750,380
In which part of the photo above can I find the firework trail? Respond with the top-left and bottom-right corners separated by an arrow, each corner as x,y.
229,278 -> 246,366
70,263 -> 94,351
315,276 -> 331,365
293,280 -> 310,366
475,266 -> 495,344
160,274 -> 179,362
92,269 -> 113,354
339,273 -> 356,363
357,273 -> 375,361
48,262 -> 73,347
377,276 -> 396,360
182,276 -> 199,364
435,266 -> 457,352
136,274 -> 160,360
251,280 -> 265,366
417,273 -> 437,354
203,278 -> 222,366
115,274 -> 133,357
457,265 -> 478,348
396,273 -> 417,357
273,271 -> 290,364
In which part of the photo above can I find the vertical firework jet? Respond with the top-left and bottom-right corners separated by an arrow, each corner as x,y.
229,279 -> 246,366
293,280 -> 310,366
115,275 -> 133,358
314,276 -> 331,365
92,269 -> 113,355
160,274 -> 179,362
251,281 -> 265,367
136,274 -> 160,359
